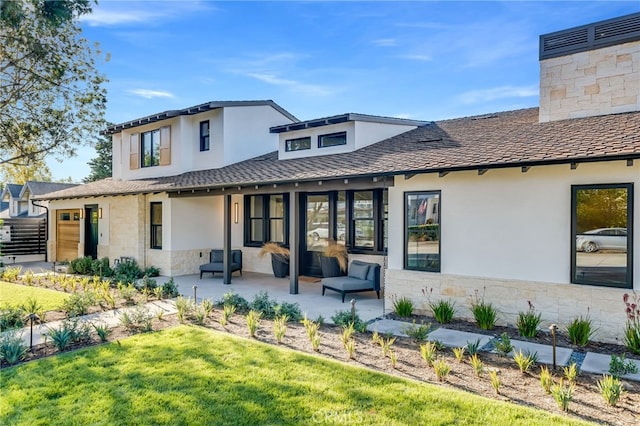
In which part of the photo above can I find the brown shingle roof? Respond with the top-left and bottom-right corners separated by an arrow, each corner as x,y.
39,107 -> 640,200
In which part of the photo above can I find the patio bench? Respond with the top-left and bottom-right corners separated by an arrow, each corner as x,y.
199,249 -> 242,279
321,260 -> 381,302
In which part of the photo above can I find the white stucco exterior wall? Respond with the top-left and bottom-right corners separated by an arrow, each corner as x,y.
386,160 -> 639,343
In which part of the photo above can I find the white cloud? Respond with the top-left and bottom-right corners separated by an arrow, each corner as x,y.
81,9 -> 166,26
245,73 -> 335,97
458,85 -> 538,104
399,53 -> 431,62
127,89 -> 175,99
81,1 -> 215,27
373,38 -> 397,47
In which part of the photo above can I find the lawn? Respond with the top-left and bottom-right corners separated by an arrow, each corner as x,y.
0,280 -> 69,311
0,326 -> 591,426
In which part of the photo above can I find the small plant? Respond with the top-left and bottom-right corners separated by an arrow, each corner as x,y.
489,370 -> 501,394
371,331 -> 381,345
608,354 -> 639,378
0,330 -> 28,365
539,366 -> 554,394
220,291 -> 250,314
193,307 -> 207,325
61,292 -> 96,318
117,282 -> 138,305
494,332 -> 513,357
23,270 -> 34,286
246,310 -> 262,337
550,379 -> 575,412
161,277 -> 179,298
563,362 -> 578,383
516,301 -> 542,338
0,305 -> 25,331
345,338 -> 356,360
302,315 -> 320,340
597,374 -> 624,407
423,288 -> 456,324
251,291 -> 278,319
2,266 -> 22,282
623,292 -> 640,354
433,358 -> 451,382
274,302 -> 303,322
566,313 -> 594,346
331,309 -> 365,331
156,310 -> 164,321
389,350 -> 398,369
340,323 -> 355,349
201,298 -> 215,318
470,354 -> 484,377
402,320 -> 432,343
470,288 -> 497,330
220,304 -> 236,326
420,341 -> 438,367
392,295 -> 414,318
92,322 -> 111,342
119,306 -> 153,333
273,314 -> 288,343
513,350 -> 537,374
45,324 -> 73,351
465,338 -> 483,356
453,347 -> 465,363
175,296 -> 192,323
311,332 -> 321,352
153,286 -> 164,300
379,336 -> 396,358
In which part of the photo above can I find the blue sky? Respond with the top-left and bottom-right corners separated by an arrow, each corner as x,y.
50,0 -> 640,182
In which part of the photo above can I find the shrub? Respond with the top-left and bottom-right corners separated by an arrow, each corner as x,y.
113,259 -> 144,284
623,292 -> 640,354
430,299 -> 456,324
273,314 -> 288,343
331,309 -> 365,332
597,375 -> 623,406
45,319 -> 91,351
539,366 -> 554,394
274,302 -> 302,322
246,310 -> 262,337
470,288 -> 497,330
0,305 -> 25,331
420,341 -> 438,367
550,379 -> 575,412
378,336 -> 396,358
513,350 -> 537,374
92,322 -> 111,342
220,304 -> 236,326
61,292 -> 96,317
563,362 -> 578,383
516,301 -> 542,338
69,256 -> 93,275
402,320 -> 432,343
470,354 -> 483,377
117,282 -> 137,305
453,347 -> 465,363
392,296 -> 414,318
608,354 -> 639,378
220,291 -> 250,314
340,323 -> 355,349
175,296 -> 193,323
2,266 -> 21,282
344,337 -> 356,360
489,370 -> 501,394
119,306 -> 153,333
143,265 -> 160,277
389,350 -> 398,369
494,332 -> 513,357
161,277 -> 179,298
465,338 -> 483,356
0,330 -> 28,365
433,359 -> 451,382
91,257 -> 113,277
136,275 -> 157,291
250,291 -> 277,319
566,314 -> 594,346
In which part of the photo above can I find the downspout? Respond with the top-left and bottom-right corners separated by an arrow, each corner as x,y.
30,200 -> 48,262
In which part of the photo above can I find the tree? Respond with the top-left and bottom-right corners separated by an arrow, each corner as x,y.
0,0 -> 108,167
0,148 -> 52,184
84,133 -> 112,182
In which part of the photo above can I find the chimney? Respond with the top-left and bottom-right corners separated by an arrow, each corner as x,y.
538,12 -> 640,122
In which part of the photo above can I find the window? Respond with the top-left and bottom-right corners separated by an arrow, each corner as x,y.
199,121 -> 210,151
244,194 -> 289,246
405,191 -> 440,272
285,137 -> 311,152
318,132 -> 346,148
352,191 -> 374,249
150,202 -> 162,249
142,129 -> 160,167
571,183 -> 633,288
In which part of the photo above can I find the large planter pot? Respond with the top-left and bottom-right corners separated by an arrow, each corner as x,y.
271,254 -> 289,278
321,256 -> 345,278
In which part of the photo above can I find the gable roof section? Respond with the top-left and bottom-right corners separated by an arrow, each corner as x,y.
2,184 -> 22,199
270,113 -> 430,133
107,100 -> 299,134
39,107 -> 640,200
20,181 -> 78,198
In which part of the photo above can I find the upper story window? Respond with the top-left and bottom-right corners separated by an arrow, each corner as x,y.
142,130 -> 160,167
285,137 -> 311,152
405,191 -> 440,272
571,183 -> 633,288
129,126 -> 171,170
318,132 -> 346,148
200,121 -> 210,151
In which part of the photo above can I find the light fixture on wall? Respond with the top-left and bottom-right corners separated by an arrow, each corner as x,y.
79,209 -> 84,219
98,208 -> 103,219
234,202 -> 239,224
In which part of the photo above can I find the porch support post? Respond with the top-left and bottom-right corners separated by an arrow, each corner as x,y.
223,194 -> 232,284
289,190 -> 299,294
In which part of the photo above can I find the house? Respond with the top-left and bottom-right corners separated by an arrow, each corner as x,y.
39,13 -> 640,343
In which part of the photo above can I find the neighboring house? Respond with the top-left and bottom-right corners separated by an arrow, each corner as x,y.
39,13 -> 640,343
1,184 -> 24,217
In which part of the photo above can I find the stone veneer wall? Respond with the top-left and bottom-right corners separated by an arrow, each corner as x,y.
539,40 -> 640,122
385,269 -> 629,345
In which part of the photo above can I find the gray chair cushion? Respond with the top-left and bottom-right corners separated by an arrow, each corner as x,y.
348,262 -> 370,280
211,251 -> 224,263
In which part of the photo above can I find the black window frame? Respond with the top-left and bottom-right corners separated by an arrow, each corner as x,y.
150,202 -> 162,250
244,194 -> 290,247
199,120 -> 210,152
404,190 -> 441,272
570,183 -> 633,289
336,189 -> 387,255
318,131 -> 347,148
285,136 -> 311,152
141,129 -> 160,168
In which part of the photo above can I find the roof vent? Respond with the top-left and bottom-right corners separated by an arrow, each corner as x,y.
540,12 -> 640,60
416,138 -> 443,144
470,114 -> 498,121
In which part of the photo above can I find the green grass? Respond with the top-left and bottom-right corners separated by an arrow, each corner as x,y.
0,326 -> 591,425
0,281 -> 69,311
